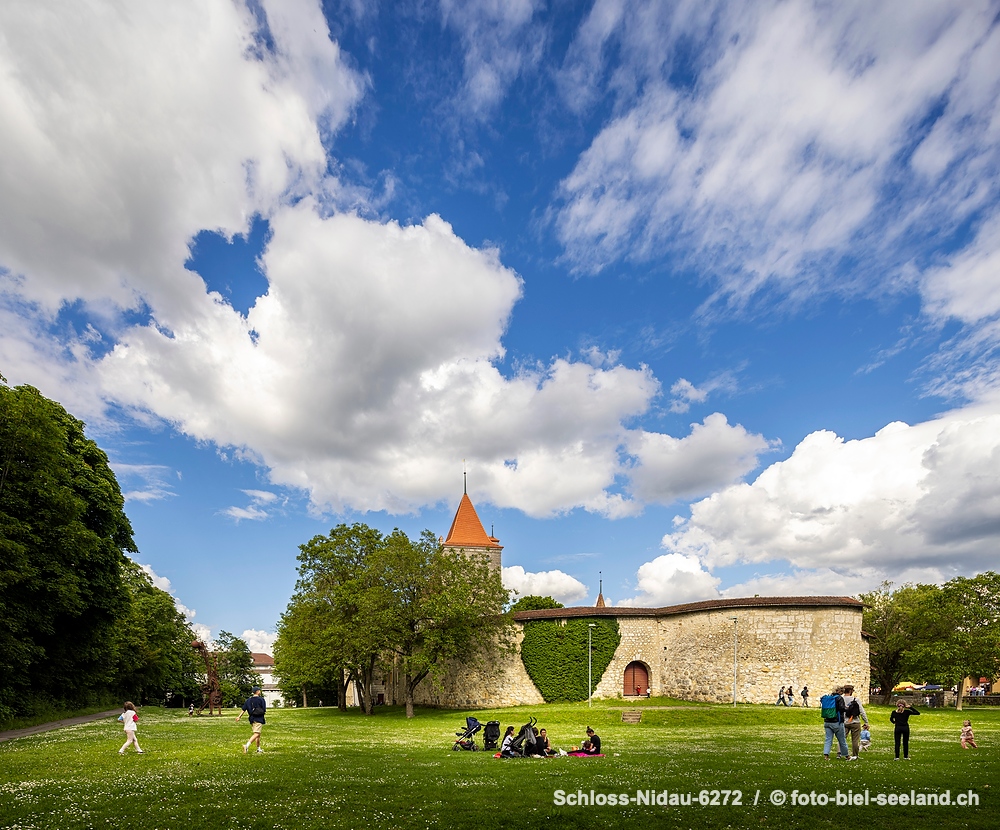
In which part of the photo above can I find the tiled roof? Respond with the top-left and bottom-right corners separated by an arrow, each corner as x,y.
443,494 -> 501,549
513,595 -> 863,621
251,652 -> 274,666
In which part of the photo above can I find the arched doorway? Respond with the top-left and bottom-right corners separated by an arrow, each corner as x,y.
624,661 -> 649,697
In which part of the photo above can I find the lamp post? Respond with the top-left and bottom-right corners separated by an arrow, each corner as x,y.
588,623 -> 596,707
729,616 -> 738,706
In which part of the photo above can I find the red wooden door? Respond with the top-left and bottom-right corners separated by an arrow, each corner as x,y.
624,662 -> 648,696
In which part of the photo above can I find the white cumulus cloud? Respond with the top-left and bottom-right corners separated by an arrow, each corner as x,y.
0,0 -> 363,314
0,0 -> 778,522
617,552 -> 721,607
627,413 -> 773,505
503,565 -> 588,605
242,629 -> 277,654
659,403 -> 1000,583
555,0 -> 1000,316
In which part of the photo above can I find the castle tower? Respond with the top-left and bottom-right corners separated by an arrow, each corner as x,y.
442,486 -> 502,573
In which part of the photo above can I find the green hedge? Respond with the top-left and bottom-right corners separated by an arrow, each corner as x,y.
520,618 -> 621,702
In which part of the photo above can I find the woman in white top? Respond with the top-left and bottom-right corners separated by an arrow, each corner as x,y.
117,702 -> 143,754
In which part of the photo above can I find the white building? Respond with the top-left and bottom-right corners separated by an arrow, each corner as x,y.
251,653 -> 282,707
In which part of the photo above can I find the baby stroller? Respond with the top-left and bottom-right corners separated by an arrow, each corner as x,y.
502,716 -> 537,757
452,716 -> 483,751
483,720 -> 501,751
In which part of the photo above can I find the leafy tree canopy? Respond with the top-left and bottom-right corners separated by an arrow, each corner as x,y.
273,595 -> 346,708
0,381 -> 135,719
112,560 -> 200,705
861,573 -> 1000,703
510,595 -> 564,612
214,631 -> 260,707
277,522 -> 512,717
902,572 -> 1000,697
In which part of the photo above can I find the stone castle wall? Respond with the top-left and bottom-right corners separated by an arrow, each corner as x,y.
589,605 -> 868,705
365,600 -> 869,708
407,623 -> 544,709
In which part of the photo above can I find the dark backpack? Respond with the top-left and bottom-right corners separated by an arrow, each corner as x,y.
845,698 -> 861,718
820,694 -> 840,722
250,699 -> 266,717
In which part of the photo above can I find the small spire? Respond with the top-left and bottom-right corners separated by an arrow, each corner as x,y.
596,570 -> 606,608
463,460 -> 467,495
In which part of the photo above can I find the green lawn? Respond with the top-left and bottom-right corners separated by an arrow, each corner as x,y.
1,699 -> 995,829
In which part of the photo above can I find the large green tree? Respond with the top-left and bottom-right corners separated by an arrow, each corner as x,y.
860,574 -> 1000,704
903,572 -> 1000,707
510,595 -> 564,612
281,523 -> 396,715
276,522 -> 513,717
859,582 -> 942,702
214,631 -> 260,707
111,560 -> 201,705
0,380 -> 135,719
273,595 -> 346,708
378,529 -> 513,718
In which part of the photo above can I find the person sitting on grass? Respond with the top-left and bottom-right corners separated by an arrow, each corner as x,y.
536,728 -> 557,756
528,727 -> 546,756
859,725 -> 872,751
500,726 -> 516,754
580,727 -> 601,755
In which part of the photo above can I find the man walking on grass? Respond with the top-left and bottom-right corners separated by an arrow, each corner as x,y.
841,684 -> 869,760
236,688 -> 266,754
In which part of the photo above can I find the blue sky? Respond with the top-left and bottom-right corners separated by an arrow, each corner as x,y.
2,0 -> 1000,653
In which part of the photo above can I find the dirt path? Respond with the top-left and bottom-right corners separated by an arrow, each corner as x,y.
0,709 -> 119,743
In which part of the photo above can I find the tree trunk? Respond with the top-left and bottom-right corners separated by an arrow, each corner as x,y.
405,671 -> 414,719
956,677 -> 967,711
337,666 -> 348,712
358,658 -> 376,714
403,668 -> 430,719
302,686 -> 308,708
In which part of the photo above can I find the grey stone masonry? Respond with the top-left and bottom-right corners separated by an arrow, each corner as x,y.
389,596 -> 869,709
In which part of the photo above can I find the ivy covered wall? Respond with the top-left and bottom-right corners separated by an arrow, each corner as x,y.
519,617 -> 621,702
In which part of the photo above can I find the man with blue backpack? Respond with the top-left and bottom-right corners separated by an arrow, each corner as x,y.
236,687 -> 267,754
820,686 -> 853,760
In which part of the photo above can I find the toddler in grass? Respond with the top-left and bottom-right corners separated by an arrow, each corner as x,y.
961,720 -> 978,749
859,725 -> 872,751
118,702 -> 143,754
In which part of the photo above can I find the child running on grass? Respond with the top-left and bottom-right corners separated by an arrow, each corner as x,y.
118,702 -> 143,754
961,720 -> 978,749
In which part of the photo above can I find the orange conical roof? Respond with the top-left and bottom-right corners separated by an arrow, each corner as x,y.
443,493 -> 501,549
